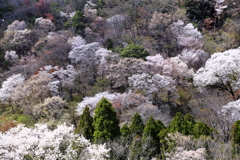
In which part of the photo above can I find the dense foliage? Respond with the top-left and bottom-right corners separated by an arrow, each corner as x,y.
0,0 -> 240,159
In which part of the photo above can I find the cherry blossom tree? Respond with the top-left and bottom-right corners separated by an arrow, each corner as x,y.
4,50 -> 19,64
178,48 -> 209,69
67,35 -> 86,49
107,58 -> 145,89
144,54 -> 172,76
34,17 -> 56,32
11,73 -> 52,113
214,0 -> 228,16
171,20 -> 203,48
0,123 -> 110,160
193,48 -> 240,100
0,24 -> 32,54
144,54 -> 194,80
68,42 -> 101,63
0,74 -> 25,105
32,96 -> 67,123
221,99 -> 240,127
38,65 -> 77,97
128,73 -> 179,105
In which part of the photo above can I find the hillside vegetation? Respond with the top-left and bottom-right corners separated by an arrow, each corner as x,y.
0,0 -> 240,159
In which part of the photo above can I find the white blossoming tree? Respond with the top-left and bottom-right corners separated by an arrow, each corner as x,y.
193,48 -> 240,100
0,123 -> 109,160
128,73 -> 179,105
171,20 -> 203,48
4,50 -> 19,64
178,48 -> 209,69
221,99 -> 240,126
38,65 -> 77,96
67,35 -> 86,49
0,74 -> 25,108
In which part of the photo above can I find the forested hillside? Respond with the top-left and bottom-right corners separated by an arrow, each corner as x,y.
0,0 -> 240,159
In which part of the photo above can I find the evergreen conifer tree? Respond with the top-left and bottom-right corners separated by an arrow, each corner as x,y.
129,113 -> 144,136
231,120 -> 240,155
183,113 -> 195,135
231,120 -> 240,145
121,124 -> 131,137
193,121 -> 211,138
93,98 -> 120,143
129,134 -> 142,160
142,117 -> 163,158
75,106 -> 94,141
168,112 -> 186,134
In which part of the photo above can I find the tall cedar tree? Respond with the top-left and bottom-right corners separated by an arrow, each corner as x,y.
183,113 -> 195,135
75,106 -> 94,141
231,120 -> 240,154
168,112 -> 187,134
193,121 -> 212,138
129,112 -> 145,136
120,124 -> 131,137
93,98 -> 120,143
142,117 -> 164,158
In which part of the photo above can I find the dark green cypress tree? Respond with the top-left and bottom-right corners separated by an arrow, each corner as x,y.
121,124 -> 131,137
231,120 -> 240,156
142,117 -> 162,158
183,113 -> 195,135
155,120 -> 166,134
129,134 -> 142,160
72,11 -> 85,36
193,121 -> 211,138
93,98 -> 120,143
129,113 -> 145,136
75,106 -> 94,141
158,129 -> 170,159
168,112 -> 185,133
231,120 -> 240,145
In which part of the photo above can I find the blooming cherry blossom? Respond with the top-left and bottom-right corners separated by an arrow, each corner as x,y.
0,123 -> 110,160
193,48 -> 240,100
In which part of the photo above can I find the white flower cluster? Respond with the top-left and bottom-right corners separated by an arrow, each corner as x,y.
39,65 -> 77,95
35,17 -> 56,31
214,0 -> 227,15
60,11 -> 76,18
0,74 -> 24,103
128,73 -> 179,100
4,50 -> 18,63
193,48 -> 240,90
0,123 -> 110,159
67,35 -> 86,49
171,20 -> 203,48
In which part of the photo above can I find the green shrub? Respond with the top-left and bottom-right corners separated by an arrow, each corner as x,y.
120,43 -> 149,60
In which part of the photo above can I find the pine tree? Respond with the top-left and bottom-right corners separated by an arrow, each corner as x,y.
93,98 -> 120,143
75,106 -> 94,141
129,113 -> 144,136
